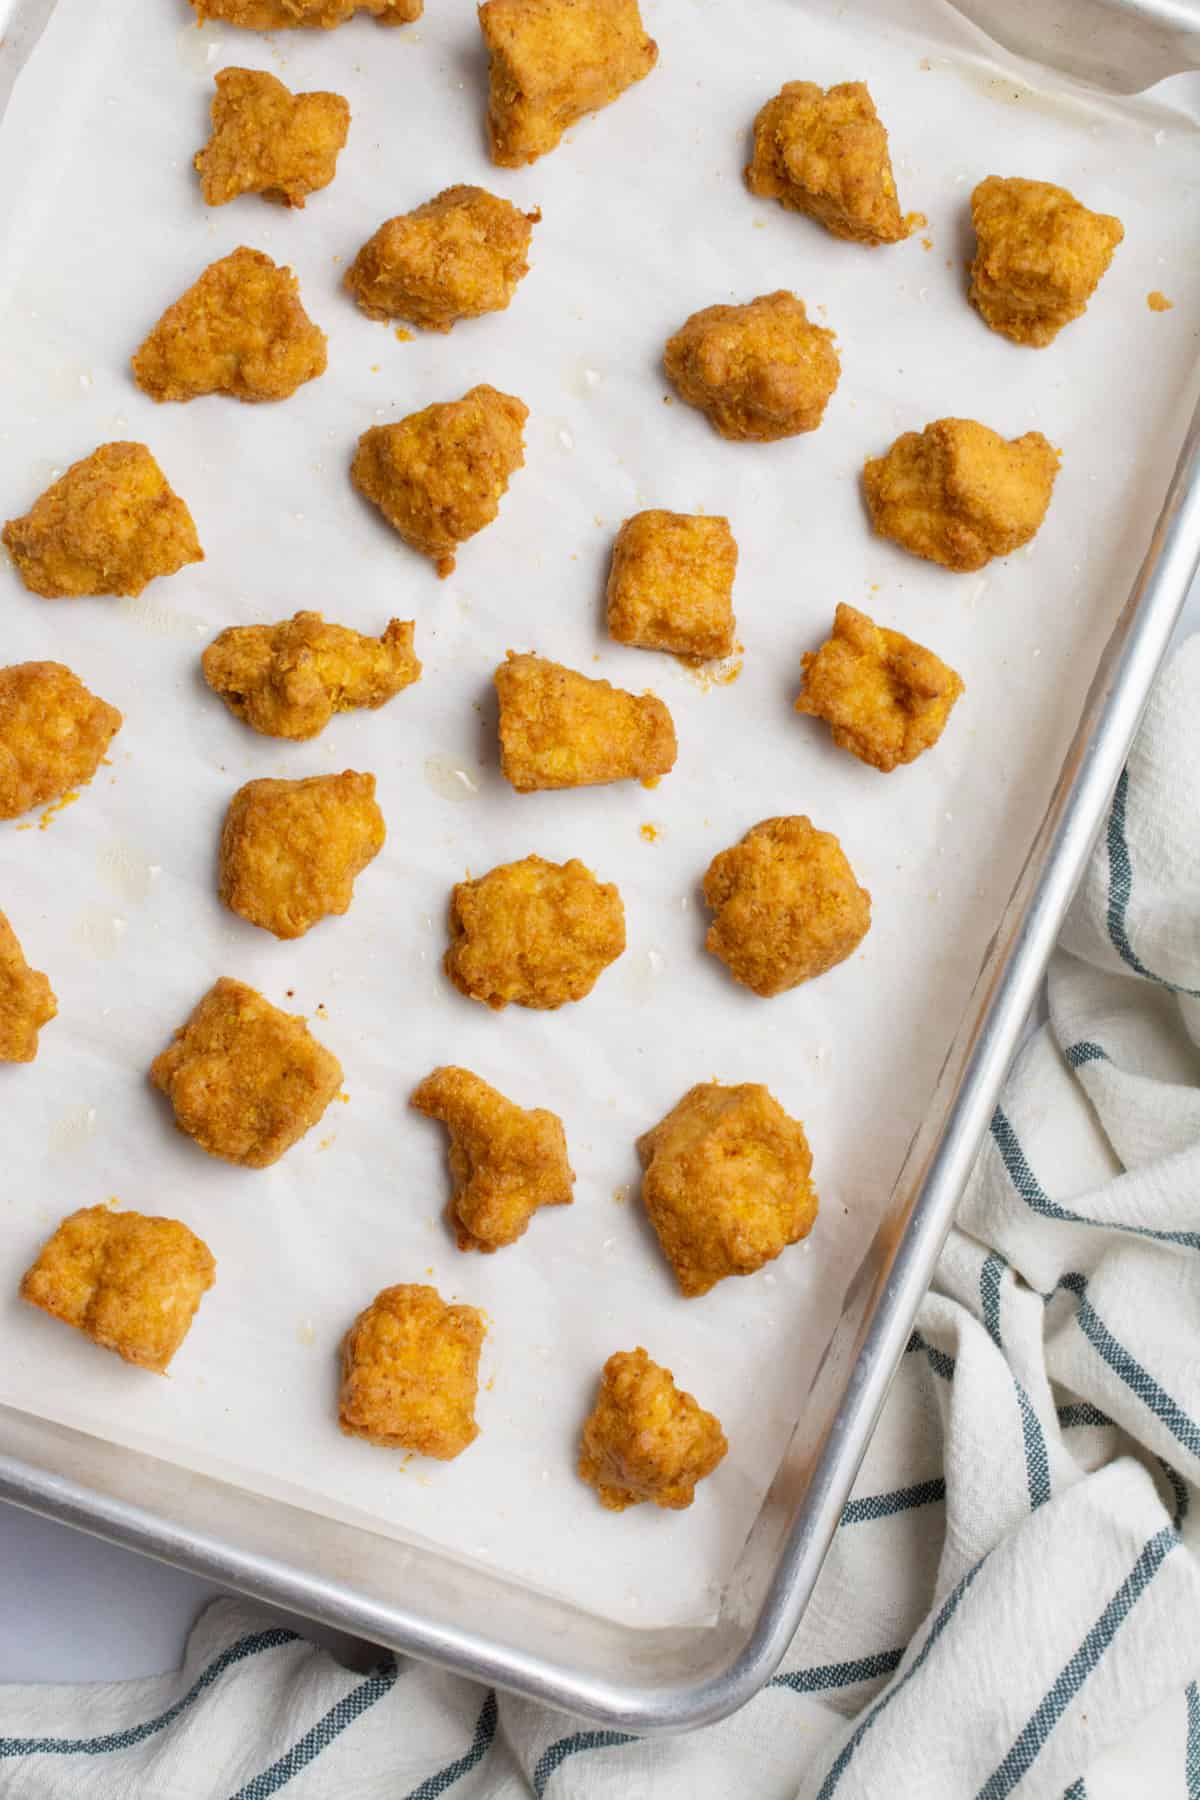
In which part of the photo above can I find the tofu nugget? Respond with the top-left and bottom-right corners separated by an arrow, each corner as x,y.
746,80 -> 916,246
0,662 -> 122,820
339,1282 -> 484,1458
664,291 -> 840,443
190,0 -> 420,29
412,1065 -> 574,1252
219,772 -> 385,940
579,1347 -> 727,1510
704,815 -> 870,998
496,653 -> 676,792
150,977 -> 342,1168
20,1205 -> 215,1373
446,854 -> 625,1010
479,0 -> 657,168
863,417 -> 1059,573
607,511 -> 737,660
346,185 -> 539,332
132,247 -> 326,404
795,602 -> 963,772
3,442 -> 202,599
352,384 -> 527,577
970,176 -> 1124,348
195,68 -> 350,208
202,611 -> 420,740
0,911 -> 57,1062
639,1083 -> 818,1297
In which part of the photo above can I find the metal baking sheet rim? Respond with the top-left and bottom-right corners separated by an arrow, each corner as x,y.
1,0 -> 1199,1737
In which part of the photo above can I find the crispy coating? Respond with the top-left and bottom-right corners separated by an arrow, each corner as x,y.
664,290 -> 840,443
745,80 -> 913,246
795,602 -> 964,772
863,417 -> 1060,573
412,1065 -> 574,1252
639,1082 -> 818,1298
479,0 -> 657,168
0,911 -> 56,1063
0,662 -> 122,820
339,1283 -> 484,1458
202,611 -> 419,742
704,815 -> 870,998
352,384 -> 528,577
132,248 -> 326,405
606,511 -> 737,660
346,185 -> 539,332
446,855 -> 625,1011
20,1205 -> 215,1373
195,68 -> 350,208
150,977 -> 342,1169
3,442 -> 202,599
219,772 -> 385,940
970,176 -> 1124,348
190,0 -> 420,28
578,1347 -> 727,1510
495,653 -> 676,792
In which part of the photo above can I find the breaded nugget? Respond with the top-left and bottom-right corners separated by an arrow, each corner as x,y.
20,1205 -> 215,1373
132,247 -> 326,405
704,815 -> 870,998
0,662 -> 122,820
150,977 -> 342,1169
479,0 -> 657,168
219,772 -> 385,940
202,611 -> 418,742
346,185 -> 539,332
606,511 -> 737,660
970,176 -> 1124,348
496,653 -> 676,792
746,80 -> 915,246
195,68 -> 350,208
190,0 -> 420,28
339,1282 -> 484,1458
664,291 -> 840,443
0,911 -> 56,1062
795,602 -> 964,772
639,1082 -> 818,1297
3,442 -> 202,599
412,1065 -> 574,1252
352,384 -> 527,577
446,854 -> 625,1010
863,417 -> 1059,573
579,1347 -> 727,1510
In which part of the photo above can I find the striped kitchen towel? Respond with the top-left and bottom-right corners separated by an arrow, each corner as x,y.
2,634 -> 1198,1799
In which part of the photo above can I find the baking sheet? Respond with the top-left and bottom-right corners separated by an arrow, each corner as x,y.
1,0 -> 1198,1633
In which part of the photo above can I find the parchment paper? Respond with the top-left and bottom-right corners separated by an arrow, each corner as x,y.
1,0 -> 1198,1631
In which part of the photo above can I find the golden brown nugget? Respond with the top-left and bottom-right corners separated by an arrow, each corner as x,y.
0,662 -> 122,820
132,248 -> 326,405
352,384 -> 528,577
412,1065 -> 574,1252
195,68 -> 350,209
639,1082 -> 818,1298
495,653 -> 676,792
0,911 -> 56,1062
3,443 -> 202,599
664,291 -> 840,443
795,602 -> 964,772
150,977 -> 342,1169
606,511 -> 737,660
202,611 -> 419,742
746,80 -> 915,246
446,854 -> 625,1011
479,0 -> 657,168
20,1205 -> 215,1373
579,1347 -> 727,1510
219,772 -> 385,940
704,815 -> 870,998
346,186 -> 539,332
190,0 -> 420,28
863,417 -> 1059,573
970,176 -> 1124,348
339,1283 -> 484,1458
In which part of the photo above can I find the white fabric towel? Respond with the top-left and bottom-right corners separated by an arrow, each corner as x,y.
2,637 -> 1199,1800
